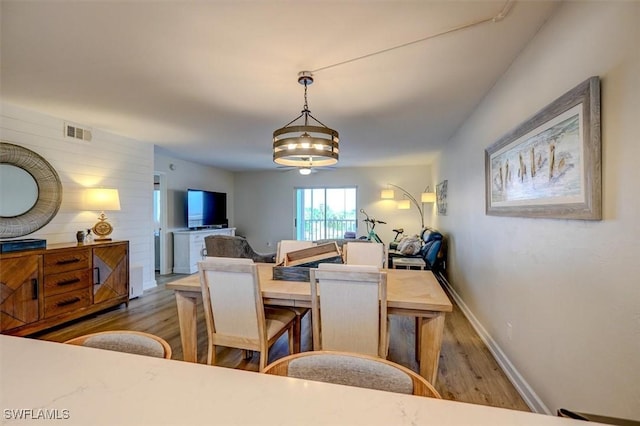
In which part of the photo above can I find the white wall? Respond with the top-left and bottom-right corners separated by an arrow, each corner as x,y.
434,1 -> 639,419
153,152 -> 234,271
234,165 -> 433,253
151,157 -> 433,268
1,102 -> 157,290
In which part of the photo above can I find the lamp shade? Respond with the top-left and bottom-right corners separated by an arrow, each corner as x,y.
397,199 -> 411,209
421,191 -> 436,203
381,189 -> 395,199
84,188 -> 121,211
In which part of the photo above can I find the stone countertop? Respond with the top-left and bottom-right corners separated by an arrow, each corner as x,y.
0,335 -> 600,426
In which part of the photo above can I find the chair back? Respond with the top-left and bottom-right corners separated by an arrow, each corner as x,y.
310,263 -> 387,357
198,257 -> 265,343
344,242 -> 385,268
276,240 -> 314,264
64,330 -> 172,359
263,350 -> 441,398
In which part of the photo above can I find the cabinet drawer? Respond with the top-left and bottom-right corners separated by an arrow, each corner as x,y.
44,249 -> 91,274
44,269 -> 92,297
44,288 -> 92,319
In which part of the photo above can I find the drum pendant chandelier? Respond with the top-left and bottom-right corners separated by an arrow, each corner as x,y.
270,3 -> 516,169
272,71 -> 339,168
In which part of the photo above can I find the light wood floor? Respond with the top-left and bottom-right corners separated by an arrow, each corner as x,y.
34,272 -> 529,411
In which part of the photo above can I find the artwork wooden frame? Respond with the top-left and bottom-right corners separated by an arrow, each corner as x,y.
485,76 -> 601,220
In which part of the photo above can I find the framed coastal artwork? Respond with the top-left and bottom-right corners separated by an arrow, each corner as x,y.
436,180 -> 448,216
485,76 -> 601,220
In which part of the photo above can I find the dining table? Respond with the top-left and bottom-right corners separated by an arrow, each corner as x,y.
166,263 -> 453,385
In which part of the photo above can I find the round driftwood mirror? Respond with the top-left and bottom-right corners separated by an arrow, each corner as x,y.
0,142 -> 63,238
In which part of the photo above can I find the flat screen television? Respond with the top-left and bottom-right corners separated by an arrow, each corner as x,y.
186,189 -> 227,229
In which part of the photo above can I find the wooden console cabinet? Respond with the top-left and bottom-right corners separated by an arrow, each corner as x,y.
173,228 -> 236,274
0,240 -> 129,336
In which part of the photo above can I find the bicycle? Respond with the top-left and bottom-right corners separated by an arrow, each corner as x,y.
389,227 -> 405,250
359,208 -> 386,244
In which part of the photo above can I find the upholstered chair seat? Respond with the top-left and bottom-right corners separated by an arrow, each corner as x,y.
263,351 -> 441,398
65,330 -> 172,359
288,353 -> 413,393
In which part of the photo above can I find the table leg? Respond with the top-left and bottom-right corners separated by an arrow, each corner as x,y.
175,291 -> 198,363
415,317 -> 421,362
418,312 -> 445,385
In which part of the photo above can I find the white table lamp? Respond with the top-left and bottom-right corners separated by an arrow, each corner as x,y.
85,188 -> 121,241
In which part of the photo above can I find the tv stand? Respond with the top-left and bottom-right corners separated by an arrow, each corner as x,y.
173,228 -> 236,274
188,224 -> 227,231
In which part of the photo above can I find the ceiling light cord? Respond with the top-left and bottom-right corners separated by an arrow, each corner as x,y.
281,76 -> 331,129
302,81 -> 310,127
493,0 -> 514,22
311,0 -> 514,74
303,81 -> 309,112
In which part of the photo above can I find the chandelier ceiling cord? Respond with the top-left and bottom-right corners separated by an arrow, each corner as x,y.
272,1 -> 515,171
272,71 -> 339,168
311,0 -> 514,73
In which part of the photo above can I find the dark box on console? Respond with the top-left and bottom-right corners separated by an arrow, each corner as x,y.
0,239 -> 47,253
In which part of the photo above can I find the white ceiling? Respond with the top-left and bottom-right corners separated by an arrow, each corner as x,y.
1,0 -> 559,171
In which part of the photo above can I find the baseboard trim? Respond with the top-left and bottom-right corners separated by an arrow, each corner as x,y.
143,279 -> 157,291
435,272 -> 551,415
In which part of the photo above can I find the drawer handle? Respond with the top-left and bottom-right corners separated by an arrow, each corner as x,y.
57,297 -> 81,307
56,258 -> 81,265
57,278 -> 81,286
32,278 -> 39,300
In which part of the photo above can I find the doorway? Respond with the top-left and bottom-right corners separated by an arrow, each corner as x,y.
153,172 -> 169,275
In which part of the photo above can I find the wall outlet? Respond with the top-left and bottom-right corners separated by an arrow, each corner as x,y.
506,322 -> 513,340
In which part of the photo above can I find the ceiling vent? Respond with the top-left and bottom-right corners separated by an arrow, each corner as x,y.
64,123 -> 92,142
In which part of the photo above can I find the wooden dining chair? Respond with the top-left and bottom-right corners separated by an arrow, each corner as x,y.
263,350 -> 441,398
343,242 -> 385,268
198,257 -> 297,371
275,240 -> 315,265
64,330 -> 172,359
310,263 -> 388,358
